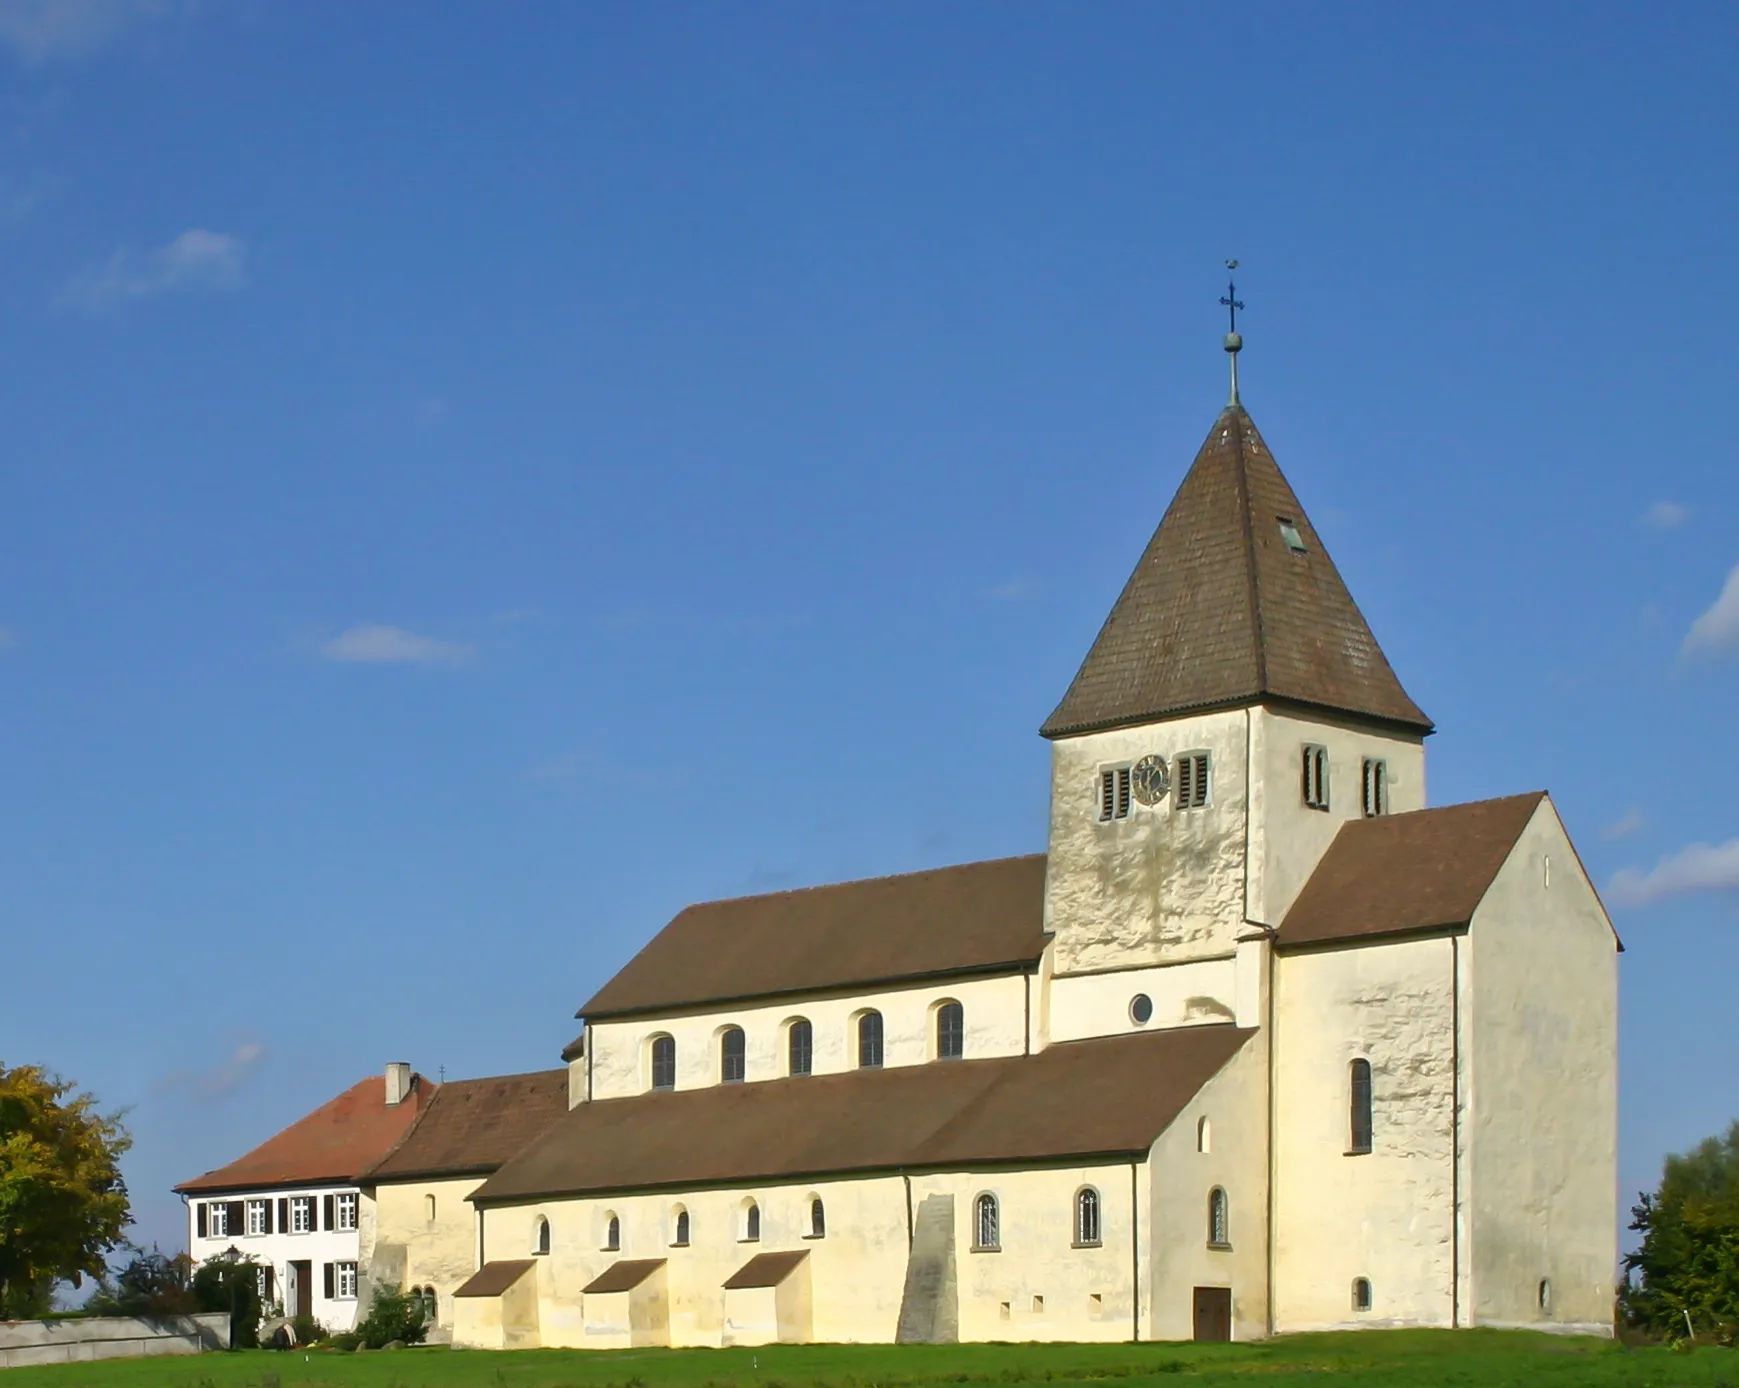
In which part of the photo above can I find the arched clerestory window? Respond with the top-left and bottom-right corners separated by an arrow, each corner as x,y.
936,1000 -> 964,1060
650,1034 -> 676,1091
720,1026 -> 746,1084
1075,1187 -> 1101,1247
534,1215 -> 551,1255
603,1212 -> 620,1251
809,1196 -> 826,1238
1349,1058 -> 1373,1153
974,1193 -> 1000,1251
857,1011 -> 884,1069
788,1019 -> 813,1076
742,1200 -> 760,1242
671,1206 -> 690,1246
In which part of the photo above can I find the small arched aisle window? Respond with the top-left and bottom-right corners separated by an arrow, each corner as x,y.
1197,1117 -> 1211,1154
974,1193 -> 1000,1251
742,1200 -> 760,1242
858,1011 -> 884,1069
788,1019 -> 813,1076
671,1207 -> 690,1246
650,1035 -> 676,1091
936,1001 -> 964,1060
424,1193 -> 437,1222
1075,1187 -> 1101,1247
809,1196 -> 826,1238
721,1026 -> 746,1084
1349,1058 -> 1373,1153
1353,1278 -> 1372,1312
417,1285 -> 438,1325
603,1212 -> 620,1251
534,1215 -> 551,1255
1207,1188 -> 1230,1249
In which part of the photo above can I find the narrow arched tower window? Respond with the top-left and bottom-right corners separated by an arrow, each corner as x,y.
1207,1188 -> 1229,1248
936,1001 -> 964,1060
858,1011 -> 884,1068
1349,1058 -> 1373,1153
788,1019 -> 813,1076
720,1026 -> 746,1083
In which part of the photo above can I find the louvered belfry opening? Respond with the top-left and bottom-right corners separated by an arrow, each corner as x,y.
1041,406 -> 1431,741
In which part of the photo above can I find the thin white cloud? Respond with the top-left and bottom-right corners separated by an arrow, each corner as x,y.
1602,807 -> 1645,841
987,577 -> 1038,602
1608,839 -> 1739,909
67,228 -> 244,308
1641,501 -> 1689,531
1681,562 -> 1739,661
321,624 -> 476,669
0,0 -> 176,62
154,1040 -> 266,1100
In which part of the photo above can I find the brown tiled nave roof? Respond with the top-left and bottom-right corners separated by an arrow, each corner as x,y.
368,1068 -> 569,1182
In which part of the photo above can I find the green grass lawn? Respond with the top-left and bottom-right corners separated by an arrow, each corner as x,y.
3,1331 -> 1732,1388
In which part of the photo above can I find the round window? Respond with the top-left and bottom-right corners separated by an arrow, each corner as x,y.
1129,994 -> 1153,1025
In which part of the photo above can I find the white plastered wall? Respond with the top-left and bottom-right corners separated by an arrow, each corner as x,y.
585,973 -> 1030,1100
1245,707 -> 1426,926
1465,801 -> 1618,1334
1048,957 -> 1238,1043
1272,935 -> 1458,1331
367,1176 -> 486,1330
187,1189 -> 363,1332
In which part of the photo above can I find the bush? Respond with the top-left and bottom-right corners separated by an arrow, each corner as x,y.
87,1248 -> 199,1319
354,1288 -> 427,1349
189,1249 -> 264,1348
328,1331 -> 361,1352
289,1312 -> 327,1346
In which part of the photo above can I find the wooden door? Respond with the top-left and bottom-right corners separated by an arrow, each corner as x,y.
289,1260 -> 312,1319
1192,1286 -> 1231,1341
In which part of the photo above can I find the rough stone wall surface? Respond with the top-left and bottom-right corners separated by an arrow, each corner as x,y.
1246,708 -> 1426,926
370,1176 -> 484,1331
1044,711 -> 1250,976
1466,802 -> 1618,1334
0,1313 -> 229,1367
1273,935 -> 1457,1331
896,1194 -> 958,1343
586,973 -> 1028,1100
1146,1020 -> 1271,1341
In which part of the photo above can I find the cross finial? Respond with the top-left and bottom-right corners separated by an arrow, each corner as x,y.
1219,258 -> 1245,407
438,1064 -> 446,1083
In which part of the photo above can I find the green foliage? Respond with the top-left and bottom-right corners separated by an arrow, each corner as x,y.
354,1286 -> 428,1349
0,1061 -> 132,1317
1623,1118 -> 1739,1345
190,1248 -> 264,1348
287,1311 -> 327,1346
86,1247 -> 199,1318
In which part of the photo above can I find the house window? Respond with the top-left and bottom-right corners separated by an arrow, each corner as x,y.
1208,1188 -> 1230,1249
1302,744 -> 1330,810
809,1197 -> 826,1239
1075,1188 -> 1101,1247
974,1193 -> 1000,1251
743,1202 -> 761,1242
1361,758 -> 1389,817
335,1193 -> 357,1232
1176,752 -> 1211,809
720,1027 -> 746,1084
788,1019 -> 813,1076
650,1034 -> 676,1091
1278,517 -> 1308,553
246,1200 -> 269,1237
1349,1058 -> 1373,1154
936,1001 -> 964,1060
290,1197 -> 314,1234
334,1261 -> 357,1300
604,1213 -> 620,1251
1353,1277 -> 1372,1312
671,1208 -> 690,1247
857,1011 -> 884,1069
255,1265 -> 274,1304
1098,766 -> 1132,821
205,1202 -> 229,1239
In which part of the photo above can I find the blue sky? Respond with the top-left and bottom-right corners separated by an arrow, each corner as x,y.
1,2 -> 1735,1263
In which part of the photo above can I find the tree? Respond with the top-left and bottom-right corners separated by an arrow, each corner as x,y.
0,1062 -> 132,1318
1623,1118 -> 1739,1344
86,1248 -> 199,1318
191,1248 -> 264,1348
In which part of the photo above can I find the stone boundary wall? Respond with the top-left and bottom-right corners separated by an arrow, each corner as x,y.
0,1312 -> 230,1368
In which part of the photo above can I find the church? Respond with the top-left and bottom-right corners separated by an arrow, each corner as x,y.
179,334 -> 1620,1348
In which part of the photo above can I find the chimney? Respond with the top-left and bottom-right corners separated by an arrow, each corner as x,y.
384,1062 -> 412,1107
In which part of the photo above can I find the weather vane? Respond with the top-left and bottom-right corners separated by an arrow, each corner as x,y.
1220,259 -> 1245,407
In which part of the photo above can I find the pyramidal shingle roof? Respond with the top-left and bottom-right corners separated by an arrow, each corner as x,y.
1042,405 -> 1431,738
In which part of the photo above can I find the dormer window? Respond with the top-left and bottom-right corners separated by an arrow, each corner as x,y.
1098,766 -> 1132,821
1278,517 -> 1307,553
1175,752 -> 1210,809
1361,758 -> 1389,817
1302,744 -> 1330,810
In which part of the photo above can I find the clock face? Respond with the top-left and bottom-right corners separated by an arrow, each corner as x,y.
1132,754 -> 1170,806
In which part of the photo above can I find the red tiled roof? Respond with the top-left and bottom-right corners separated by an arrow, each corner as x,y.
367,1070 -> 569,1181
175,1074 -> 434,1194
